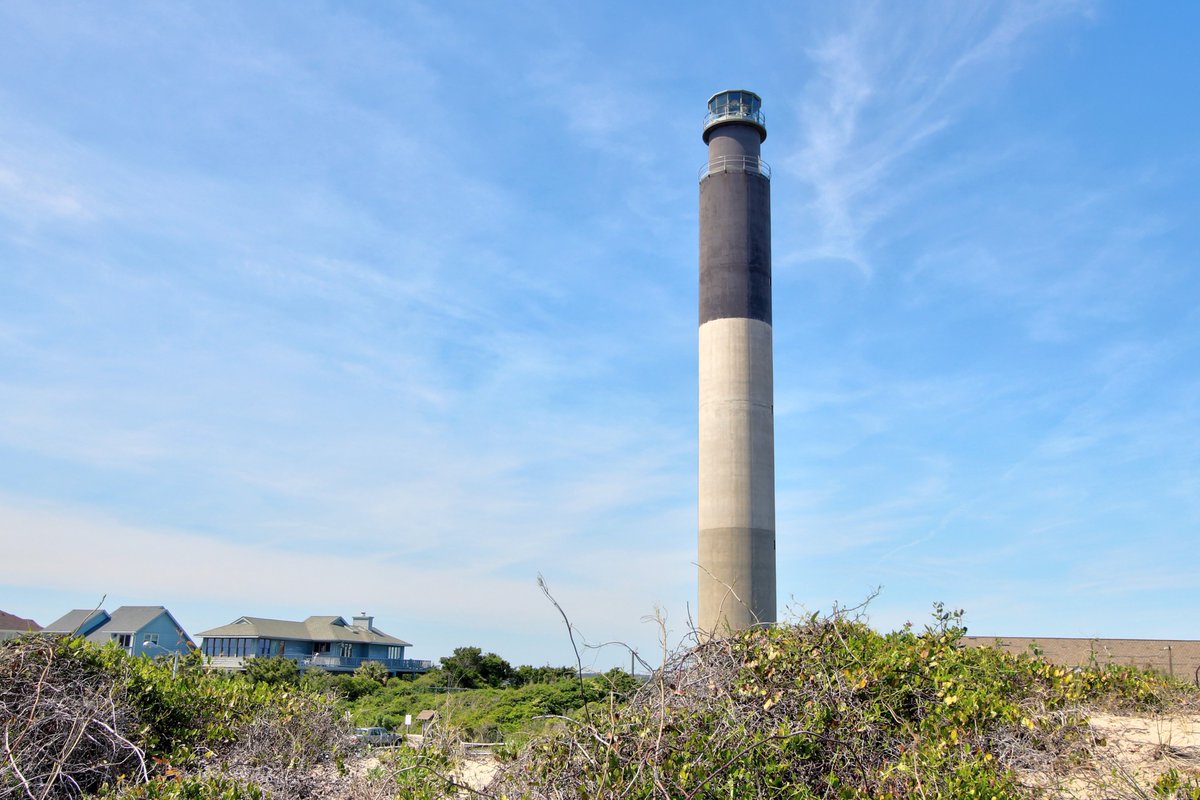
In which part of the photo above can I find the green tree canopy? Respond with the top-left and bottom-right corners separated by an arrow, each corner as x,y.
440,646 -> 515,689
355,660 -> 390,685
513,664 -> 577,686
243,655 -> 299,686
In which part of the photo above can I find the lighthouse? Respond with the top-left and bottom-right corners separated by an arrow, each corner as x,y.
697,89 -> 776,634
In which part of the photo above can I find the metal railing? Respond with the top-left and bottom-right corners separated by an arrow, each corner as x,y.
698,155 -> 771,180
206,656 -> 246,669
203,655 -> 432,672
704,106 -> 766,131
301,655 -> 432,672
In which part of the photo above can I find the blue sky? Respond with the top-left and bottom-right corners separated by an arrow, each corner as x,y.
1,1 -> 1197,669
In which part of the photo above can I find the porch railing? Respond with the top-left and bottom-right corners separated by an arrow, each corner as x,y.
302,655 -> 432,672
204,655 -> 431,673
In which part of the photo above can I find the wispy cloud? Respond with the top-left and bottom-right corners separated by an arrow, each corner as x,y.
0,492 -> 694,664
0,165 -> 96,226
778,1 -> 1092,276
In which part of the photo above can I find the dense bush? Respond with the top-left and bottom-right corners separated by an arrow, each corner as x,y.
94,775 -> 265,800
7,611 -> 1195,800
0,636 -> 349,799
241,655 -> 298,687
348,669 -> 639,742
437,647 -> 516,689
353,660 -> 389,685
493,605 -> 1197,799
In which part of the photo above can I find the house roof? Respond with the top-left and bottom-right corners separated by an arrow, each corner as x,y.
43,606 -> 193,647
43,609 -> 109,635
197,614 -> 411,647
0,611 -> 41,632
101,606 -> 176,633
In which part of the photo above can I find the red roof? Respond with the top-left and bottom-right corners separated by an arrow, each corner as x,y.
0,611 -> 41,631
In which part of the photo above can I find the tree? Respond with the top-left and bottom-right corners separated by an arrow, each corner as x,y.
439,646 -> 514,689
335,674 -> 383,701
301,666 -> 337,693
355,660 -> 389,685
599,667 -> 641,697
513,664 -> 576,686
478,651 -> 515,688
411,667 -> 445,688
243,655 -> 299,686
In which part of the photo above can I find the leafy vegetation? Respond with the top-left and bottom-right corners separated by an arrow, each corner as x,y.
493,605 -> 1199,799
0,635 -> 348,799
94,776 -> 266,800
417,647 -> 579,691
5,607 -> 1198,799
347,667 -> 639,743
353,660 -> 390,685
241,655 -> 298,687
438,646 -> 516,689
0,631 -> 606,798
1156,768 -> 1200,799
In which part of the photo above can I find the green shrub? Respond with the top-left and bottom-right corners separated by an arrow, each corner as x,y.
241,655 -> 299,686
0,635 -> 346,797
346,674 -> 613,741
354,660 -> 390,685
493,605 -> 1197,799
96,775 -> 266,800
439,646 -> 515,689
1155,768 -> 1200,799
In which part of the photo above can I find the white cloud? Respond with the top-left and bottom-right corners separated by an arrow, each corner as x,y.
0,164 -> 97,226
778,1 -> 1091,276
0,494 -> 694,666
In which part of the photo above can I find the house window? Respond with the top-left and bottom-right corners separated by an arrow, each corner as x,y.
112,633 -> 132,648
276,640 -> 285,655
259,639 -> 272,656
340,642 -> 353,658
313,642 -> 330,654
143,633 -> 159,646
387,646 -> 404,660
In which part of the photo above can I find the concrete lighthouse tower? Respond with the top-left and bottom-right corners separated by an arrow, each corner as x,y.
697,89 -> 776,634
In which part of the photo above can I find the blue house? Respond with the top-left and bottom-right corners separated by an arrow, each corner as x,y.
42,606 -> 194,658
196,612 -> 429,676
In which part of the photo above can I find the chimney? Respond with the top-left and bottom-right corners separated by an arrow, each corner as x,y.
352,612 -> 373,631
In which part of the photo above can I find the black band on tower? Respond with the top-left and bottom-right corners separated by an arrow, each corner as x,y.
698,171 -> 772,326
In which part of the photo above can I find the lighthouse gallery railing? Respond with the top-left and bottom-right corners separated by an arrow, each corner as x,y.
698,155 -> 772,180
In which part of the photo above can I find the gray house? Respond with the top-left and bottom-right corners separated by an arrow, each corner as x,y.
42,606 -> 194,658
196,612 -> 430,676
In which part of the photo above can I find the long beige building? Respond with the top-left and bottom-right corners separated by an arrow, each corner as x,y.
962,636 -> 1200,684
